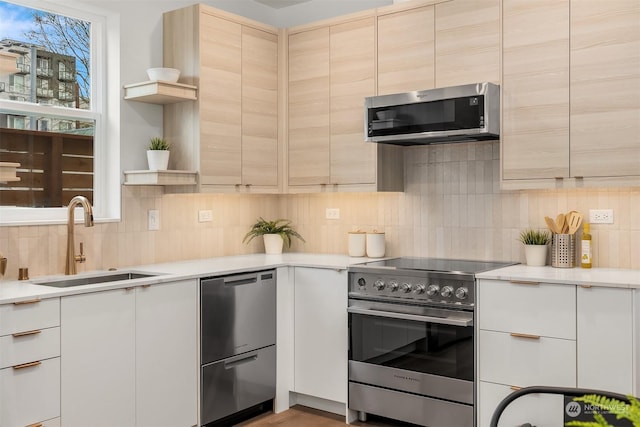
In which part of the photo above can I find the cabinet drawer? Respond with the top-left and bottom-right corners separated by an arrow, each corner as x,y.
0,327 -> 60,369
0,298 -> 60,336
479,330 -> 575,387
478,279 -> 575,339
478,381 -> 564,427
0,357 -> 60,427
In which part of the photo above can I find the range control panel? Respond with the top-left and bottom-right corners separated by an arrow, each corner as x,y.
348,272 -> 475,309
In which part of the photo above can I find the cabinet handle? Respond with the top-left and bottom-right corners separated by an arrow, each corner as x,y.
26,423 -> 43,427
12,360 -> 41,370
510,385 -> 522,391
580,284 -> 592,288
12,329 -> 42,338
141,284 -> 151,288
13,298 -> 41,305
124,287 -> 135,291
509,280 -> 540,286
510,332 -> 540,340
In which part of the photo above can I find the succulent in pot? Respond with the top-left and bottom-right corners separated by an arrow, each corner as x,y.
518,228 -> 551,266
243,217 -> 305,254
147,137 -> 170,170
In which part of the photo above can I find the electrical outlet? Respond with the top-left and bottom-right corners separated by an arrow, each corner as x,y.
198,210 -> 213,222
326,208 -> 340,220
148,210 -> 160,230
589,209 -> 614,224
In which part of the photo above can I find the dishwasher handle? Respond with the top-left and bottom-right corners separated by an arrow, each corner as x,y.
224,352 -> 259,370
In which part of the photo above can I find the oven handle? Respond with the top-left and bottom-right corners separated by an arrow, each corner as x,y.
347,306 -> 473,327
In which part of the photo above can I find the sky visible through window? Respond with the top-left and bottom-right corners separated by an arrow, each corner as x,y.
0,1 -> 34,40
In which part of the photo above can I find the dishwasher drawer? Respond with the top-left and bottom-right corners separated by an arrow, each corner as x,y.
201,345 -> 276,426
201,270 -> 276,364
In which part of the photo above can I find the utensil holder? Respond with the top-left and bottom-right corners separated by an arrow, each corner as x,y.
551,234 -> 576,268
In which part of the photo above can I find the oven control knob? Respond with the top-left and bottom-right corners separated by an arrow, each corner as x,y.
389,281 -> 399,292
374,280 -> 385,291
455,287 -> 468,300
426,284 -> 440,296
400,283 -> 412,293
357,278 -> 366,289
441,285 -> 454,298
412,284 -> 426,294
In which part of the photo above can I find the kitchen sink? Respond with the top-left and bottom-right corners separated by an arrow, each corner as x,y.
32,271 -> 158,288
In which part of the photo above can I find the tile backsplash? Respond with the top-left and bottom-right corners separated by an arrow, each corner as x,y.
1,141 -> 638,279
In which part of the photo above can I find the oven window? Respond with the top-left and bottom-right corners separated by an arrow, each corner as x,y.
349,313 -> 473,381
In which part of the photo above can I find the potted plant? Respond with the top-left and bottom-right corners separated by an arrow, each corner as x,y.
518,228 -> 551,266
243,217 -> 305,255
147,137 -> 170,170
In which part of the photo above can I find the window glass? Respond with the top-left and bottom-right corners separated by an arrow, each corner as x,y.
0,0 -> 105,216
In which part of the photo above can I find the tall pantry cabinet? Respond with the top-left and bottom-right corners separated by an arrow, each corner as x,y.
163,5 -> 280,193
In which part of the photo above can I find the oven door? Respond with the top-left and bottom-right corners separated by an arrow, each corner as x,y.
348,299 -> 474,405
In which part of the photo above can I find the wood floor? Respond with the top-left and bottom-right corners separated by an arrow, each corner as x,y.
236,405 -> 410,427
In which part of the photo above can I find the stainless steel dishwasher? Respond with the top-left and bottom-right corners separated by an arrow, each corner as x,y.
200,270 -> 276,426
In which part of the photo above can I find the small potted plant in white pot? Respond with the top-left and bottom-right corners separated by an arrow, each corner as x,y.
243,217 -> 305,255
147,137 -> 170,170
518,228 -> 551,266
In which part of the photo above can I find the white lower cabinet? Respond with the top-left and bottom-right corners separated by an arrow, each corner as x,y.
479,330 -> 576,388
61,287 -> 136,427
477,279 -> 576,427
0,297 -> 61,427
0,357 -> 61,427
478,279 -> 637,427
135,280 -> 198,427
479,381 -> 565,427
293,267 -> 347,404
61,279 -> 198,427
577,286 -> 634,394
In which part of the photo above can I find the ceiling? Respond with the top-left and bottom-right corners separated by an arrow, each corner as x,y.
254,0 -> 312,8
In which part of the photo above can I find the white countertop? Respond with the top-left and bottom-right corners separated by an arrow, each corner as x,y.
0,253 -> 370,304
2,254 -> 639,304
476,264 -> 640,289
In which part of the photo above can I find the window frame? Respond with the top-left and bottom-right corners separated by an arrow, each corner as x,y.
0,0 -> 120,226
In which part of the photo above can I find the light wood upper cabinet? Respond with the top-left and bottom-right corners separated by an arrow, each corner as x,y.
199,13 -> 242,186
501,0 -> 570,182
570,0 -> 640,180
288,27 -> 331,186
242,27 -> 279,187
287,14 -> 403,192
163,4 -> 280,193
330,18 -> 376,185
501,0 -> 640,188
377,6 -> 435,95
434,0 -> 500,87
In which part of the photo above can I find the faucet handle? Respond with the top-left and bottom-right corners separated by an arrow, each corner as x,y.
75,242 -> 87,264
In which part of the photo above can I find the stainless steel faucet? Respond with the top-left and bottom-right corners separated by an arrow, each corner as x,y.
66,195 -> 94,275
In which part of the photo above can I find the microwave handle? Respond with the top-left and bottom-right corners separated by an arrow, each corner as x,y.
347,306 -> 473,327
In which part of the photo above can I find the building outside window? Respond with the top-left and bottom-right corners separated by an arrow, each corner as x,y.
0,0 -> 120,224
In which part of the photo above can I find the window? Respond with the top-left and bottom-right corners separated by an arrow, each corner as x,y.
0,0 -> 120,225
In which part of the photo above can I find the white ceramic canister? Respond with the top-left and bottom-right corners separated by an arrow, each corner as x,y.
348,231 -> 366,257
366,231 -> 385,258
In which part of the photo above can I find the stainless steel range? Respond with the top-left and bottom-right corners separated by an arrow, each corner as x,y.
347,257 -> 515,427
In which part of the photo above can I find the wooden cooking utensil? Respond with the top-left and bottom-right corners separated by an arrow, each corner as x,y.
555,213 -> 566,234
568,211 -> 583,234
545,216 -> 558,234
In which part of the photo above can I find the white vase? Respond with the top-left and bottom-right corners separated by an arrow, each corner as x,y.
524,244 -> 548,266
263,234 -> 284,255
147,150 -> 170,170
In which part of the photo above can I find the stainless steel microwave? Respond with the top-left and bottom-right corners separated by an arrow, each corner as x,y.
364,82 -> 500,145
